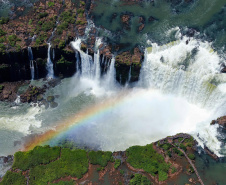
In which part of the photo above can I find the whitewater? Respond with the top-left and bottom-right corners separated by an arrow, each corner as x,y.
0,32 -> 225,159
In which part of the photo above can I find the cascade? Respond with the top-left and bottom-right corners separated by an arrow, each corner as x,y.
105,57 -> 116,88
46,43 -> 54,79
28,47 -> 35,80
94,50 -> 101,80
139,37 -> 226,110
128,65 -> 132,83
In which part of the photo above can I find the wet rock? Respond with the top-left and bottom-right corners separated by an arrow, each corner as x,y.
37,94 -> 43,101
211,116 -> 226,128
50,101 -> 58,108
121,14 -> 131,30
41,100 -> 49,109
221,66 -> 226,73
14,141 -> 21,147
47,96 -> 55,102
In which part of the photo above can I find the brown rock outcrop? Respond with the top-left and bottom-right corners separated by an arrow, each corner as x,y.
211,116 -> 226,128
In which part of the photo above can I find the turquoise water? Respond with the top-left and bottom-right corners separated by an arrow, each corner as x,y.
91,0 -> 226,51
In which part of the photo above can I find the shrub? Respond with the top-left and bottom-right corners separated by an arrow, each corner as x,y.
179,144 -> 187,152
0,17 -> 9,24
41,21 -> 55,31
0,85 -> 4,90
0,43 -> 6,53
188,153 -> 195,160
0,28 -> 6,36
39,12 -> 48,19
8,35 -> 21,47
158,170 -> 168,182
29,148 -> 89,184
13,145 -> 61,171
0,171 -> 26,185
129,174 -> 152,185
114,159 -> 121,169
48,2 -> 55,7
49,180 -> 75,185
171,166 -> 177,174
88,151 -> 112,167
28,19 -> 33,25
126,144 -> 170,177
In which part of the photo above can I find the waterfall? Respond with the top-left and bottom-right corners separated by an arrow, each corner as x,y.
128,65 -> 132,83
75,51 -> 80,72
105,57 -> 116,88
94,50 -> 101,80
46,43 -> 54,79
28,47 -> 34,80
139,37 -> 226,110
71,38 -> 102,79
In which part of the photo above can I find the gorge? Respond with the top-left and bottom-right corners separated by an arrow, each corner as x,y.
0,0 -> 226,184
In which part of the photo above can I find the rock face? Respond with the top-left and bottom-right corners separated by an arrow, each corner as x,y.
115,47 -> 143,84
211,116 -> 226,128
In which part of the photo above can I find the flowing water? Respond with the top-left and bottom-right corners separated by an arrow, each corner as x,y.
46,43 -> 54,79
28,47 -> 35,80
0,0 -> 226,181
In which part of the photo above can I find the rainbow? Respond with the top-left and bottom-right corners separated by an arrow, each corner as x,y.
24,90 -> 133,151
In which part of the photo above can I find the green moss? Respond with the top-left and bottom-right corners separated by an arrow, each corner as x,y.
12,145 -> 61,171
129,174 -> 152,185
126,144 -> 170,178
114,159 -> 121,169
88,151 -> 112,167
0,171 -> 26,185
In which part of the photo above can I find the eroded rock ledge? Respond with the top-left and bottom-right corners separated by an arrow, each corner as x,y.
0,133 -> 206,185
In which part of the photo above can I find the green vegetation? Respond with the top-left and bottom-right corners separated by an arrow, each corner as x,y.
0,17 -> 9,24
172,147 -> 184,156
49,180 -> 75,185
39,12 -> 48,19
159,143 -> 172,151
0,171 -> 26,185
29,148 -> 88,184
179,144 -> 187,152
96,167 -> 105,171
13,145 -> 60,171
0,28 -> 6,36
8,35 -> 21,47
188,153 -> 195,160
120,169 -> 125,175
76,20 -> 86,25
114,159 -> 121,169
41,21 -> 55,32
171,166 -> 177,174
126,144 -> 170,181
0,43 -> 6,53
57,11 -> 75,35
80,1 -> 85,6
129,174 -> 152,185
0,85 -> 4,90
48,2 -> 55,7
88,151 -> 112,167
158,170 -> 168,182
